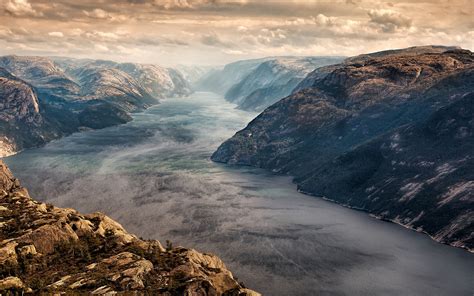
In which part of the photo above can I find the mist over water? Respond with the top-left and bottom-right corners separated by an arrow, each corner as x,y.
5,92 -> 474,295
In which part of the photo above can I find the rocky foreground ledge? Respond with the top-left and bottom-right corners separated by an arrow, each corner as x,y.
0,161 -> 259,295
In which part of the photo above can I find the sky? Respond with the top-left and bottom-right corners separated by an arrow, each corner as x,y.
0,0 -> 472,66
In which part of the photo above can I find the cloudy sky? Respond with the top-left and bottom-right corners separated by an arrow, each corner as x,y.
0,0 -> 472,66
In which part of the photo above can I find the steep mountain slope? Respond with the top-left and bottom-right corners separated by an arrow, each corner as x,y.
195,58 -> 272,94
115,63 -> 191,98
298,94 -> 474,249
0,161 -> 259,295
0,68 -> 45,156
176,65 -> 216,86
0,56 -> 80,98
62,59 -> 192,99
226,57 -> 344,111
76,67 -> 156,112
212,47 -> 474,251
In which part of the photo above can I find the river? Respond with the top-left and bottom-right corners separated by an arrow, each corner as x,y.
4,92 -> 474,295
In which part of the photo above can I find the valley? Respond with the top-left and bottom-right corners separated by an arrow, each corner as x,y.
5,92 -> 474,295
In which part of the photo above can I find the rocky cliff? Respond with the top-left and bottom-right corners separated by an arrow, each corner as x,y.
212,47 -> 474,251
0,160 -> 259,295
0,68 -> 75,157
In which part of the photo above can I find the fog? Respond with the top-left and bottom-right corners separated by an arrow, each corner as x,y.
5,92 -> 474,295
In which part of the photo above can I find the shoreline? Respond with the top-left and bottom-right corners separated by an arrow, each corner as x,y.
0,96 -> 172,160
297,188 -> 473,254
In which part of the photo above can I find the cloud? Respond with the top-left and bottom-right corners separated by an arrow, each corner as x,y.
83,8 -> 111,19
86,31 -> 120,41
3,0 -> 40,17
200,32 -> 234,48
0,0 -> 471,65
48,31 -> 64,38
94,43 -> 110,52
161,0 -> 212,9
368,9 -> 412,32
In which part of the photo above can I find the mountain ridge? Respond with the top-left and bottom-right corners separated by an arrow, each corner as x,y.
196,56 -> 344,112
0,55 -> 193,157
212,46 -> 474,251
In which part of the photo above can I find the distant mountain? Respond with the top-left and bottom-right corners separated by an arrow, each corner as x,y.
195,57 -> 272,95
55,58 -> 192,99
175,65 -> 217,86
196,56 -> 344,112
74,67 -> 156,111
0,160 -> 259,295
0,56 -> 80,98
212,46 -> 474,251
227,57 -> 344,111
0,55 -> 193,156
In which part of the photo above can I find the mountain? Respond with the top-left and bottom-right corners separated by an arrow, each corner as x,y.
0,161 -> 259,295
212,47 -> 474,251
195,58 -> 272,94
0,56 -> 80,98
0,55 -> 194,156
74,67 -> 157,111
107,62 -> 191,99
56,58 -> 192,99
293,45 -> 461,93
226,57 -> 344,111
196,56 -> 344,112
0,68 -> 45,156
176,65 -> 217,86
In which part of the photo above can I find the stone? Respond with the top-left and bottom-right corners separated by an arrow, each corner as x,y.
0,277 -> 29,291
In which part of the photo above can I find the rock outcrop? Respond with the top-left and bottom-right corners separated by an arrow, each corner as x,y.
212,46 -> 474,251
0,160 -> 259,295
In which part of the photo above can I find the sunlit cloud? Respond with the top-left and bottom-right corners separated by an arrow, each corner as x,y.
3,0 -> 41,17
0,0 -> 471,65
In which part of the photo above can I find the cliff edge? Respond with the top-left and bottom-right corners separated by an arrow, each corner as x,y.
0,161 -> 259,295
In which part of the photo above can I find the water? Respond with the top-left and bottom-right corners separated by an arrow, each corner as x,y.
4,92 -> 474,295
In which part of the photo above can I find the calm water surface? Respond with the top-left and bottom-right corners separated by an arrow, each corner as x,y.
5,92 -> 474,295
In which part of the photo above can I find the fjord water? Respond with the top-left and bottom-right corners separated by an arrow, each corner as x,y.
5,92 -> 473,295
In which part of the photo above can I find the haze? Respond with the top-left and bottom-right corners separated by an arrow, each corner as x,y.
0,0 -> 472,66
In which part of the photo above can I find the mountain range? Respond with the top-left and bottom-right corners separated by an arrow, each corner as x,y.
0,55 -> 192,157
196,56 -> 344,111
212,46 -> 474,251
